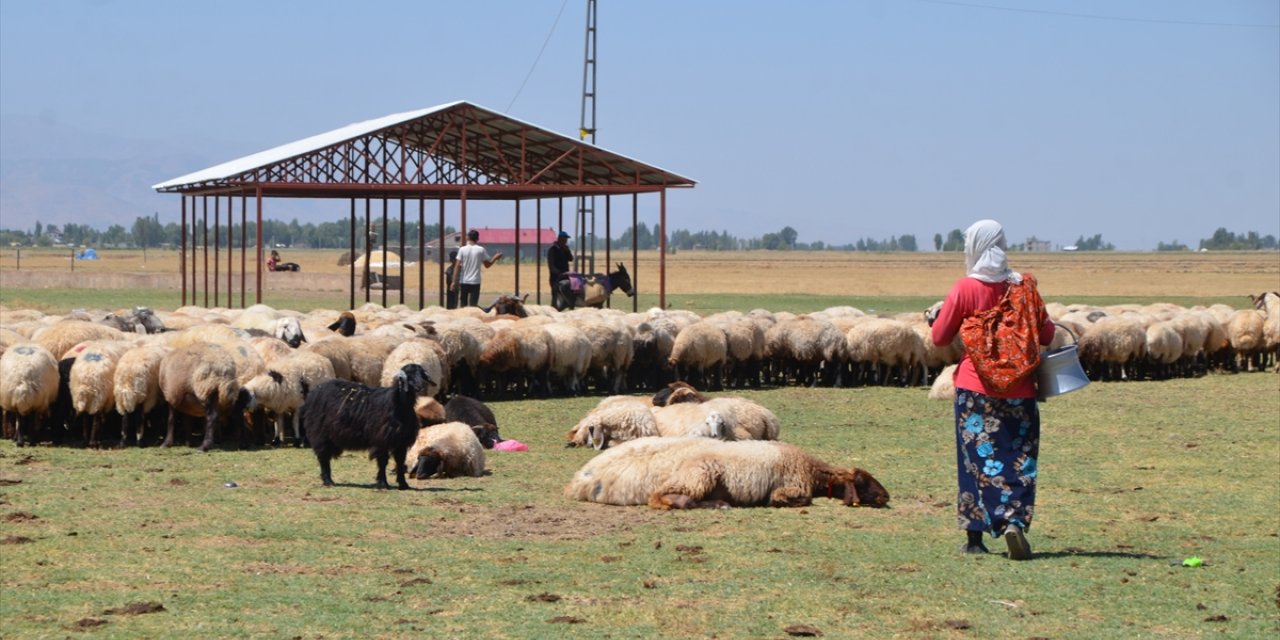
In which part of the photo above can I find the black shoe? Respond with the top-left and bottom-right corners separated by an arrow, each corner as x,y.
960,542 -> 989,555
1004,527 -> 1032,560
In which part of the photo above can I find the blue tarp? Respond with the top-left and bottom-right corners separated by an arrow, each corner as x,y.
77,248 -> 99,260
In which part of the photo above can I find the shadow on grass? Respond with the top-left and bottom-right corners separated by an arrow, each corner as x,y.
323,482 -> 487,493
1029,549 -> 1167,561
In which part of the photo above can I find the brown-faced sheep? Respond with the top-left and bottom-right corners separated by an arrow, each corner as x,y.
0,343 -> 60,446
405,421 -> 486,479
300,363 -> 431,489
564,437 -> 890,510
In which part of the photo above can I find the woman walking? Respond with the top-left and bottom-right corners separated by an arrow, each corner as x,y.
930,219 -> 1054,560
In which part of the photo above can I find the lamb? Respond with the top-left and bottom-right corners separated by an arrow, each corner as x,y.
667,319 -> 728,390
159,342 -> 254,451
405,421 -> 487,479
113,343 -> 170,447
0,343 -> 61,446
565,395 -> 660,449
564,437 -> 890,510
299,363 -> 431,489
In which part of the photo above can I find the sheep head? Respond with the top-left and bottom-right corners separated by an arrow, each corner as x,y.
821,468 -> 891,508
471,423 -> 501,449
409,448 -> 444,479
394,364 -> 431,397
274,317 -> 307,348
703,411 -> 726,439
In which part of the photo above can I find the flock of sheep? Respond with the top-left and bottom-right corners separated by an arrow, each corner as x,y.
0,291 -> 1276,452
0,292 -> 1274,509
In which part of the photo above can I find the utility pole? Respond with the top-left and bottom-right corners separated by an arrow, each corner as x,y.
577,0 -> 598,273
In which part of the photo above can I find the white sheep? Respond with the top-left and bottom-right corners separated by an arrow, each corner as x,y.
380,338 -> 449,398
32,320 -> 126,364
565,395 -> 659,449
159,342 -> 250,451
649,402 -> 729,439
766,315 -> 846,387
69,339 -> 133,447
844,317 -> 926,387
243,350 -> 336,446
113,343 -> 170,446
668,319 -> 728,390
564,437 -> 891,509
1225,309 -> 1266,372
1144,321 -> 1184,379
567,315 -> 634,395
702,396 -> 781,441
0,343 -> 61,446
405,421 -> 486,479
1251,292 -> 1280,371
927,363 -> 959,401
543,322 -> 592,395
1077,316 -> 1147,381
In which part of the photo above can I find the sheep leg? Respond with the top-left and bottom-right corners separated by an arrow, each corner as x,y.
392,446 -> 411,490
199,399 -> 219,452
315,448 -> 336,486
161,408 -> 177,448
373,450 -> 392,489
88,414 -> 102,449
15,413 -> 30,447
768,486 -> 813,508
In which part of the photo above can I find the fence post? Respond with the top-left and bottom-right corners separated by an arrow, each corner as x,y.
70,248 -> 75,272
15,248 -> 19,270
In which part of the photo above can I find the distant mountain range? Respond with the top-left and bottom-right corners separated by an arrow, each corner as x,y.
0,116 -> 324,232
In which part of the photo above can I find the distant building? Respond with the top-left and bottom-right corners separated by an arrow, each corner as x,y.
1025,236 -> 1052,252
467,227 -> 560,261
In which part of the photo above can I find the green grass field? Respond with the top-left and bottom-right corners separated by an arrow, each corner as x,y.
2,374 -> 1277,638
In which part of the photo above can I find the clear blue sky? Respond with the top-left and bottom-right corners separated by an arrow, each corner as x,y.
2,0 -> 1277,250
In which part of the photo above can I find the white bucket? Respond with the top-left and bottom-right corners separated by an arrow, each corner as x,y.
1037,325 -> 1090,399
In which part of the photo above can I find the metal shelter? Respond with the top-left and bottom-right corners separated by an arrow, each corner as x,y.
152,100 -> 695,310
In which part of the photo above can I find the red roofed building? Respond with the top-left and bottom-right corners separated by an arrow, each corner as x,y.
467,227 -> 561,261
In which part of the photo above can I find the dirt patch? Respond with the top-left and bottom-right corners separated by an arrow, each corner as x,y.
102,602 -> 166,616
426,502 -> 665,540
4,511 -> 39,523
1,535 -> 34,544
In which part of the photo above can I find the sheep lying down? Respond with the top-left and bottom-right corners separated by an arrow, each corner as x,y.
565,437 -> 890,510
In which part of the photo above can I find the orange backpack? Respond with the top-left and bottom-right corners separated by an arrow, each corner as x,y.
959,273 -> 1046,394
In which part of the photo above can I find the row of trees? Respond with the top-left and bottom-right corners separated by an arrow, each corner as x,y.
2,218 -> 1275,253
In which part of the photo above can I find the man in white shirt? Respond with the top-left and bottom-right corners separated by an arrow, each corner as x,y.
451,229 -> 503,307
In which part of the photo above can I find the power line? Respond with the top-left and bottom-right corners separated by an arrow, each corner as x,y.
915,0 -> 1280,28
507,0 -> 573,113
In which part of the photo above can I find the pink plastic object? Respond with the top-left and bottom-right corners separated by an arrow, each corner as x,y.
492,439 -> 528,452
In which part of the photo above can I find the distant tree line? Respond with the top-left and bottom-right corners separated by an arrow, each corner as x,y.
2,218 -> 1274,253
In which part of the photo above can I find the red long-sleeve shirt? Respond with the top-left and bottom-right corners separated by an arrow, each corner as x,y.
931,277 -> 1055,399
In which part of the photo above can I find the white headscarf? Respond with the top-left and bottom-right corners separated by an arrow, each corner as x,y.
964,219 -> 1022,284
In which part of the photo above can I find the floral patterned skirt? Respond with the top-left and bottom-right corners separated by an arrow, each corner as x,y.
954,389 -> 1040,537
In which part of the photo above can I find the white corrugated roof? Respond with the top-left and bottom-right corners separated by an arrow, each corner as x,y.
151,101 -> 466,190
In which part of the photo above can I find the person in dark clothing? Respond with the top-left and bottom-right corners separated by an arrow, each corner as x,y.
444,249 -> 459,309
547,230 -> 573,309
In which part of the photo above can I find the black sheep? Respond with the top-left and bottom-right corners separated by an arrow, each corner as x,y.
444,395 -> 501,448
300,363 -> 430,489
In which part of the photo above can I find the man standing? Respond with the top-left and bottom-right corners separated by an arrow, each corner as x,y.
452,229 -> 502,307
547,230 -> 573,309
